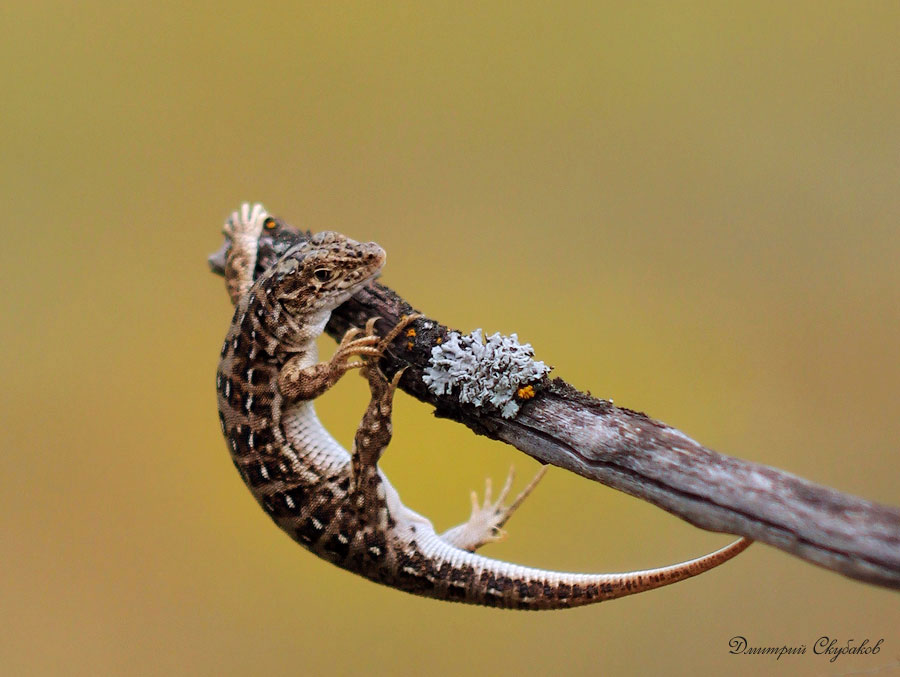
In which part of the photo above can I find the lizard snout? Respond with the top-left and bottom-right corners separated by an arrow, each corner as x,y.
361,242 -> 387,268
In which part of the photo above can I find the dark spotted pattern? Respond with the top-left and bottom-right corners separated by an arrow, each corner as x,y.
214,208 -> 752,610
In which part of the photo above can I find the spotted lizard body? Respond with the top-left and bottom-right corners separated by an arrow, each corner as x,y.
213,203 -> 751,610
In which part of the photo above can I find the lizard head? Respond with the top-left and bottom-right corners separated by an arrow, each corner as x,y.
208,213 -> 310,280
263,231 -> 386,316
253,215 -> 313,277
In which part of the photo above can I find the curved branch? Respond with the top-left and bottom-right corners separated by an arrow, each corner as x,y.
323,280 -> 900,591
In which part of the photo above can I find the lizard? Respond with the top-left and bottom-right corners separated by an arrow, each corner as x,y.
213,202 -> 752,610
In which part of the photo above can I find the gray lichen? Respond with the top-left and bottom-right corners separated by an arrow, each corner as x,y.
422,329 -> 551,418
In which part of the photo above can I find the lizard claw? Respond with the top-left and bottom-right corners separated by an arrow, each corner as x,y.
364,316 -> 381,336
375,313 -> 424,353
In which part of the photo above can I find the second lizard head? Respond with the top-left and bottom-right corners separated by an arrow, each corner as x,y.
208,213 -> 311,280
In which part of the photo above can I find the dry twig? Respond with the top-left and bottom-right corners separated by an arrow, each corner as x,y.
324,280 -> 900,591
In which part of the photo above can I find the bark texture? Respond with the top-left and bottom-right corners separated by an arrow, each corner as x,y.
323,280 -> 900,591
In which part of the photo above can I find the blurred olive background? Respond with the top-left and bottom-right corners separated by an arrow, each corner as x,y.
2,2 -> 898,676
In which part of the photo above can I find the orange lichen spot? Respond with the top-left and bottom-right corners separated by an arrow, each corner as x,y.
435,337 -> 443,344
406,328 -> 416,338
516,385 -> 536,400
406,341 -> 414,350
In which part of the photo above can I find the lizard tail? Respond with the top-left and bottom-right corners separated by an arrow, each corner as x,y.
389,535 -> 752,610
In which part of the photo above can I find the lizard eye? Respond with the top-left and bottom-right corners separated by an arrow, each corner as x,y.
263,217 -> 277,230
314,268 -> 332,282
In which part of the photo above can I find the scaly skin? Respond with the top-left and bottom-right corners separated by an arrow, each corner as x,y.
214,203 -> 751,609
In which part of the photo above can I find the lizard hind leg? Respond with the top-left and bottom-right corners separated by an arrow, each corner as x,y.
223,202 -> 268,305
347,314 -> 422,473
440,465 -> 548,552
353,364 -> 405,469
348,363 -> 406,520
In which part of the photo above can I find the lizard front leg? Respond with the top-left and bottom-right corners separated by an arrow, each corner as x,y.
279,314 -> 423,402
278,319 -> 384,401
440,466 -> 548,552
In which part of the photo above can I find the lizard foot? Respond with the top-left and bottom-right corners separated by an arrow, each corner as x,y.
338,313 -> 424,374
360,361 -> 405,405
328,323 -> 385,371
223,202 -> 268,240
330,315 -> 422,373
440,465 -> 549,552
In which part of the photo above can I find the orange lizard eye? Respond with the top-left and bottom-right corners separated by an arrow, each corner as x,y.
263,217 -> 277,230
